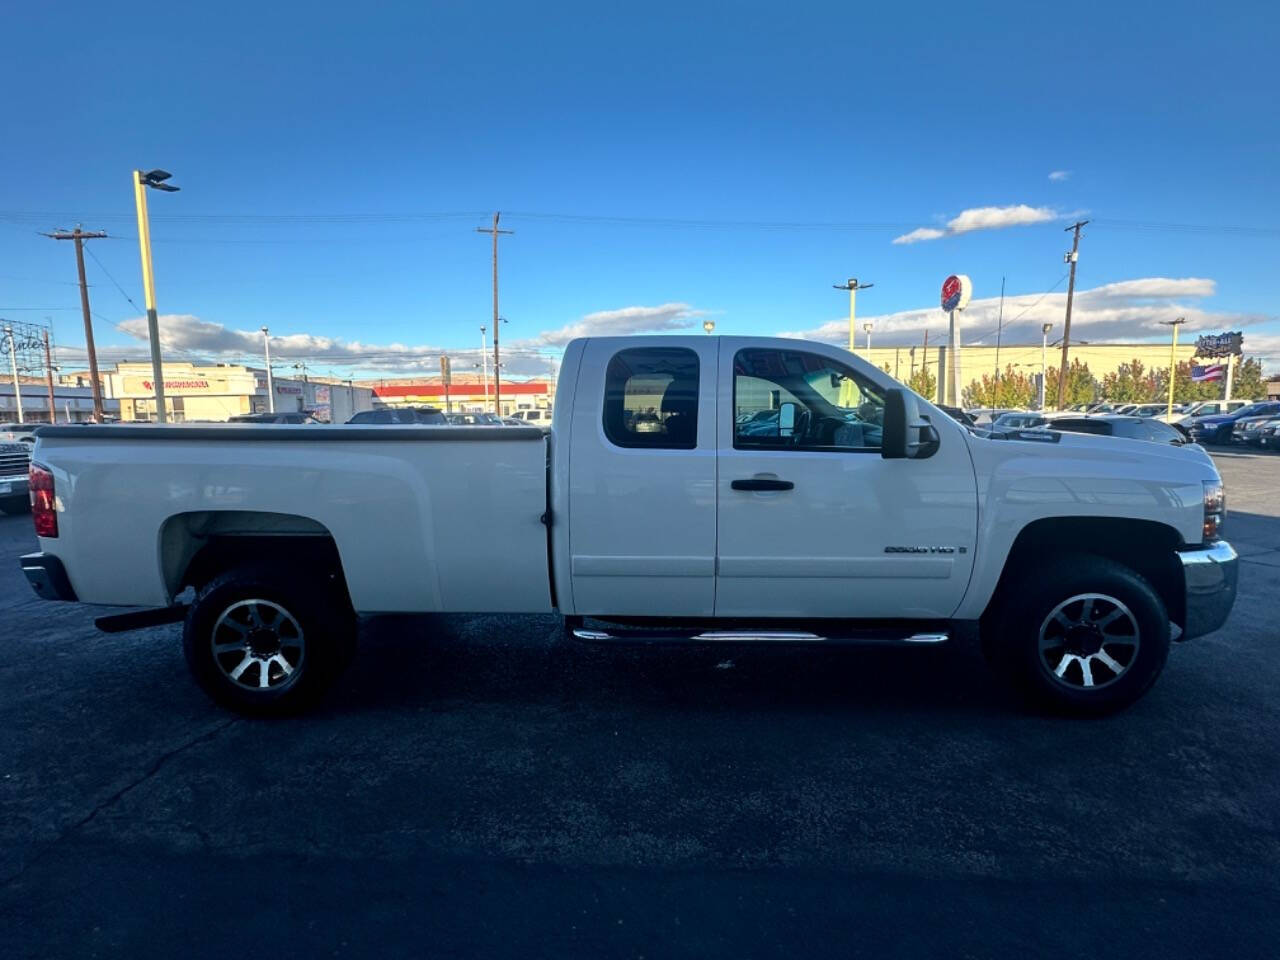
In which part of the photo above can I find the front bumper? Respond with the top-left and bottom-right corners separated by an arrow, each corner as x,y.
1178,541 -> 1238,640
19,552 -> 78,602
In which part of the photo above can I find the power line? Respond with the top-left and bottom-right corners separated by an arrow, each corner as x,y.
83,245 -> 143,313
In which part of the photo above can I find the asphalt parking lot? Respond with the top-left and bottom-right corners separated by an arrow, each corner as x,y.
2,449 -> 1278,958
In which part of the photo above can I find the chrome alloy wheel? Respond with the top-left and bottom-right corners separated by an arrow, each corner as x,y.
1037,593 -> 1140,690
211,599 -> 305,693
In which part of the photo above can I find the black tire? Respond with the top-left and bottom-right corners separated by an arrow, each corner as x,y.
985,554 -> 1171,716
182,564 -> 356,715
0,495 -> 30,515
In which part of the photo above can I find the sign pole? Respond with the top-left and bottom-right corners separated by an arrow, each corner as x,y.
1224,354 -> 1234,402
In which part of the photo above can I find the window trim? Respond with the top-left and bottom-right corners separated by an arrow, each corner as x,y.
601,346 -> 700,451
730,347 -> 884,454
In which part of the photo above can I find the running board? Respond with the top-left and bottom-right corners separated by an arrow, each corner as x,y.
570,627 -> 948,645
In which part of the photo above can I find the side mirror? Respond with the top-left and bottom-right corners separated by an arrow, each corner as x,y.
882,388 -> 940,459
778,402 -> 797,438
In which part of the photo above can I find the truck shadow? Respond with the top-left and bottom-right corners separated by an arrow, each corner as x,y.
330,613 -> 1012,718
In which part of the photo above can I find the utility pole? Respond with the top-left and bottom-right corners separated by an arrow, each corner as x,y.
261,327 -> 275,413
3,325 -> 21,423
1159,317 -> 1186,418
42,330 -> 57,423
476,213 -> 513,416
1056,220 -> 1089,409
43,227 -> 108,422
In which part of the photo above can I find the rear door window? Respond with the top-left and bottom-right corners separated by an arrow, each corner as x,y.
602,347 -> 699,449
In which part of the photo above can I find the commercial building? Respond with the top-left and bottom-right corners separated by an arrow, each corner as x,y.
105,362 -> 374,422
368,375 -> 554,416
0,379 -> 119,423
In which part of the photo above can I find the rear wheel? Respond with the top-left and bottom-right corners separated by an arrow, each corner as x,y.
183,565 -> 355,714
986,554 -> 1170,715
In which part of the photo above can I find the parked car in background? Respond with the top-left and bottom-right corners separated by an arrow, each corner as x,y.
511,409 -> 552,429
446,412 -> 503,425
965,408 -> 1018,427
229,412 -> 320,424
1188,401 -> 1280,445
992,412 -> 1048,430
1232,415 -> 1280,446
500,416 -> 526,426
1049,415 -> 1189,446
347,407 -> 447,425
1256,418 -> 1280,449
1161,399 -> 1253,425
0,441 -> 32,513
1129,403 -> 1171,419
936,404 -> 976,426
0,423 -> 38,444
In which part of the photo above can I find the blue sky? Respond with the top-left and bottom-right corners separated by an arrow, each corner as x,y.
2,1 -> 1277,378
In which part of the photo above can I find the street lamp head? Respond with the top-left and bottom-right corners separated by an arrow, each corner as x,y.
863,323 -> 873,334
149,182 -> 181,192
143,169 -> 173,183
261,326 -> 269,336
702,320 -> 716,335
1042,322 -> 1053,335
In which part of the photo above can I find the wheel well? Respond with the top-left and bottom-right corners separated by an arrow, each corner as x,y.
982,517 -> 1186,630
160,511 -> 351,608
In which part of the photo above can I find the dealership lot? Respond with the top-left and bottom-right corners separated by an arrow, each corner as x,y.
1,451 -> 1278,958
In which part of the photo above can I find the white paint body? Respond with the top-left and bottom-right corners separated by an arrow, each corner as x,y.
34,336 -> 1220,623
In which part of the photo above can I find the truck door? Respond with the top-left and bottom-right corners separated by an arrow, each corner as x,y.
714,340 -> 978,619
567,339 -> 718,617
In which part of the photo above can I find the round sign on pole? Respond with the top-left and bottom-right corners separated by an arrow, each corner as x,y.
941,274 -> 973,312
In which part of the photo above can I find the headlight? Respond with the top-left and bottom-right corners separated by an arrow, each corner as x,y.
1203,479 -> 1225,541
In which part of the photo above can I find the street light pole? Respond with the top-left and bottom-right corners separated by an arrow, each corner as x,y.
863,322 -> 873,357
1160,317 -> 1186,418
833,278 -> 873,405
480,326 -> 490,405
1040,322 -> 1053,409
132,169 -> 179,422
261,326 -> 275,413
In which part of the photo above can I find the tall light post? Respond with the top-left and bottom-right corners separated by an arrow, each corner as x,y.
260,326 -> 275,413
1040,322 -> 1053,409
863,322 -> 873,357
480,325 -> 491,406
132,168 -> 180,421
1160,317 -> 1186,418
834,278 -> 874,405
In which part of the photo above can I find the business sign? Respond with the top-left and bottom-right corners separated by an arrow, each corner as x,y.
1194,331 -> 1243,358
275,385 -> 303,395
1191,363 -> 1226,382
120,376 -> 220,397
315,385 -> 330,404
941,275 -> 973,313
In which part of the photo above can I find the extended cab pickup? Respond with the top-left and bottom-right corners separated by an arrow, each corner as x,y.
20,336 -> 1238,715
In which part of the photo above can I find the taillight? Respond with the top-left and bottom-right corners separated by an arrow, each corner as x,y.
30,462 -> 57,538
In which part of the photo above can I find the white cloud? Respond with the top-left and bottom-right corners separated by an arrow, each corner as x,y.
530,302 -> 708,347
83,302 -> 710,378
891,227 -> 946,245
778,276 -> 1276,357
946,204 -> 1058,235
1048,170 -> 1071,182
893,204 -> 1060,244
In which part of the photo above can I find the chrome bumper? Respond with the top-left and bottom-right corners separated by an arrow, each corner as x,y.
1178,541 -> 1238,640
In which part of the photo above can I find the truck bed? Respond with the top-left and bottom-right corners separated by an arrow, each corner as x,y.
31,424 -> 553,614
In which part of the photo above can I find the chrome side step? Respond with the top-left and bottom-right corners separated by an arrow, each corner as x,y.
570,628 -> 949,645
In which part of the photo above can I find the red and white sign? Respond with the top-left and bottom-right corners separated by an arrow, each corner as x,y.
941,274 -> 973,312
1191,363 -> 1226,382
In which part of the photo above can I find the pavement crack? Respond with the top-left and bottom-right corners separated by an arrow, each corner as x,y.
0,717 -> 241,889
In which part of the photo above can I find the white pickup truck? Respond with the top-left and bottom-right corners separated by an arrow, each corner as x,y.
20,336 -> 1237,716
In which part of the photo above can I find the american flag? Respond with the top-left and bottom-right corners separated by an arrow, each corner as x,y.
1191,363 -> 1226,382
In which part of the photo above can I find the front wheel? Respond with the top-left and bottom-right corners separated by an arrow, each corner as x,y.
986,554 -> 1171,715
183,565 -> 355,714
